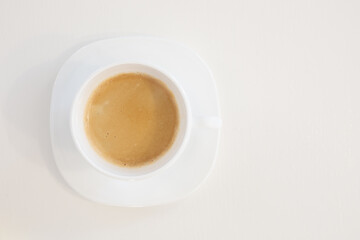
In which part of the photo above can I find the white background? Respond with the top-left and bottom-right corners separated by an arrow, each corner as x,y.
1,0 -> 360,239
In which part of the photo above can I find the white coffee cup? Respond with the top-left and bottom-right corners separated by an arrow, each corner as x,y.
71,63 -> 221,180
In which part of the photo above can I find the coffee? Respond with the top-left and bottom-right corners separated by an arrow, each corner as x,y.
84,73 -> 179,167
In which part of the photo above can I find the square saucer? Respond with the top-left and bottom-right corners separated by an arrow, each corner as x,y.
50,37 -> 221,206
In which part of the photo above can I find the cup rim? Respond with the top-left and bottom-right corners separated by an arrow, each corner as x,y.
70,62 -> 192,180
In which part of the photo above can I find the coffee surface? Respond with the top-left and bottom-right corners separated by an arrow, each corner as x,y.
84,73 -> 179,167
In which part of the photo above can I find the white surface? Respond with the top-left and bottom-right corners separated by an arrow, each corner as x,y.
0,0 -> 360,239
52,38 -> 220,206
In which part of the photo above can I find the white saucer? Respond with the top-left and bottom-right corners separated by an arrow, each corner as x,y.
50,37 -> 221,207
